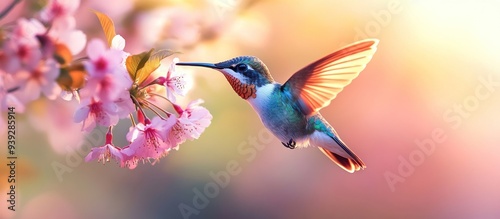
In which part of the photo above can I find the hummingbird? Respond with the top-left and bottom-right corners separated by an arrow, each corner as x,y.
177,39 -> 378,173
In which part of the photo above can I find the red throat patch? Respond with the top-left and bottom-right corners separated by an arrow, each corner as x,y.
223,73 -> 257,99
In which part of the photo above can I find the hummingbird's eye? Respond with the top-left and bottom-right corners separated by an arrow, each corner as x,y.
235,63 -> 248,72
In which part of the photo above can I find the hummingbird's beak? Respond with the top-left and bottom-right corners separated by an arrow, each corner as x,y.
176,62 -> 222,69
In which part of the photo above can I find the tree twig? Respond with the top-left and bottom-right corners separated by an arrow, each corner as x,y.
0,0 -> 22,20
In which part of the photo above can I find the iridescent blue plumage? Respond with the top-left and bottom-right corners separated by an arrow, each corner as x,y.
215,56 -> 274,87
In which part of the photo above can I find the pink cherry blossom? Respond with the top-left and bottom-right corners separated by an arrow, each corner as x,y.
87,144 -> 122,163
177,99 -> 212,140
2,18 -> 46,73
40,5 -> 87,56
2,39 -> 42,73
80,39 -> 131,101
0,6 -> 216,170
84,39 -> 125,78
111,35 -> 130,68
79,69 -> 132,102
0,46 -> 20,74
73,98 -> 119,132
162,58 -> 188,103
120,147 -> 139,169
167,99 -> 212,147
120,116 -> 178,170
154,58 -> 188,103
85,132 -> 123,164
11,18 -> 46,41
0,18 -> 48,75
14,59 -> 61,101
0,74 -> 24,112
125,116 -> 177,160
52,29 -> 87,55
114,91 -> 135,118
40,0 -> 80,30
166,120 -> 188,149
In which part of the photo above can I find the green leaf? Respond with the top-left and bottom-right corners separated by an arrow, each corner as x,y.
93,10 -> 116,47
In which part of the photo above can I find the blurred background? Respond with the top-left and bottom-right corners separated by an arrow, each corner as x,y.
2,0 -> 500,218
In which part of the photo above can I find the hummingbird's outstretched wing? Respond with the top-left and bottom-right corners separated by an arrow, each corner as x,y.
282,39 -> 379,115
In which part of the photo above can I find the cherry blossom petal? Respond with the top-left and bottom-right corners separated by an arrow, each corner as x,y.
40,0 -> 80,22
115,95 -> 134,116
111,35 -> 126,50
79,72 -> 129,102
41,83 -> 61,100
85,144 -> 123,163
58,30 -> 87,55
126,123 -> 144,142
84,145 -> 106,162
124,116 -> 177,162
22,79 -> 43,101
86,39 -> 106,60
175,99 -> 213,140
73,99 -> 119,132
73,104 -> 89,123
12,18 -> 46,40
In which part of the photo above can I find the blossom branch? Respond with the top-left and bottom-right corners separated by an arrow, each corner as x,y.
0,0 -> 21,20
1,6 -> 213,169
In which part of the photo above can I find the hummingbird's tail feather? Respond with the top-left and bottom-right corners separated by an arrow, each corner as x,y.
311,132 -> 366,173
319,147 -> 365,173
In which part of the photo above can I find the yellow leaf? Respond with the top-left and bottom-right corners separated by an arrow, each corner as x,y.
125,49 -> 176,85
93,10 -> 116,47
126,49 -> 154,81
135,49 -> 176,85
151,49 -> 176,63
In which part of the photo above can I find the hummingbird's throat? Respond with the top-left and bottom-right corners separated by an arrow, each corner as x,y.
223,73 -> 257,99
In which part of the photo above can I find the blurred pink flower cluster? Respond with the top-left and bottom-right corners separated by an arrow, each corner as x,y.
0,0 -> 212,169
1,0 -> 84,106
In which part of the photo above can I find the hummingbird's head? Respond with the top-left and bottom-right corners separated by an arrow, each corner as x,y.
177,56 -> 275,100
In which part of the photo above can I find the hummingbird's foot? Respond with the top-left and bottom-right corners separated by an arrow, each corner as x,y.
282,139 -> 296,149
